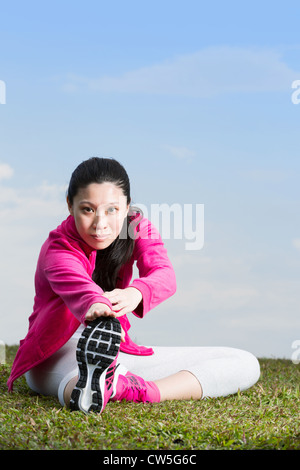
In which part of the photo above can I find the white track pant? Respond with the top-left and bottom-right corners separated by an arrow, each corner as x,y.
25,325 -> 260,406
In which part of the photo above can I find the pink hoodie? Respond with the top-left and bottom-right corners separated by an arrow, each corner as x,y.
7,214 -> 176,391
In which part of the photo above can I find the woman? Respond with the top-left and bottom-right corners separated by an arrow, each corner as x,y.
8,157 -> 260,414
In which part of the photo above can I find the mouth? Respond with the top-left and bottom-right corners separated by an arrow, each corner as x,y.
92,234 -> 110,241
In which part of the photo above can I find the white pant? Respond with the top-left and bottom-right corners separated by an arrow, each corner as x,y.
25,326 -> 260,406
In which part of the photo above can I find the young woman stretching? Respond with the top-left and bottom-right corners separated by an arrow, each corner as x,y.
7,157 -> 260,413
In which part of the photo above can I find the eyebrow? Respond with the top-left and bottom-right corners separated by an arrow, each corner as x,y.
78,200 -> 121,206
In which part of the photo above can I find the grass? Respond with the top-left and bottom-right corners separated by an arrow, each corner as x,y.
0,345 -> 299,450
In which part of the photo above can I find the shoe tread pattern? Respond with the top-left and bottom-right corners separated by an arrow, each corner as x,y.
70,317 -> 121,413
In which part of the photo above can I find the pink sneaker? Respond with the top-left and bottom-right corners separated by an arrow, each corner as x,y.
70,316 -> 122,414
111,370 -> 161,403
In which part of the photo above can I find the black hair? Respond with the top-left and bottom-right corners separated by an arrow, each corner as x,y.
67,157 -> 141,291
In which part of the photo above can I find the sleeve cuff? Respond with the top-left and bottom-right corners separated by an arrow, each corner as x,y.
129,279 -> 151,318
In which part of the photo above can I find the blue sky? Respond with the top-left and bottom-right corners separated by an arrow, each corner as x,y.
1,0 -> 300,360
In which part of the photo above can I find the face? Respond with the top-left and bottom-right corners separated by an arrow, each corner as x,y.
67,182 -> 129,250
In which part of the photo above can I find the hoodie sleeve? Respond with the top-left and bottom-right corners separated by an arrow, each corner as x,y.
129,218 -> 177,317
42,241 -> 112,325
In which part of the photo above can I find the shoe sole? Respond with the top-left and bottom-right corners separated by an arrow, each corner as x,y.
70,316 -> 121,413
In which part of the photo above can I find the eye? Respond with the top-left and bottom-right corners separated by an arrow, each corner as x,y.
107,206 -> 118,214
82,206 -> 94,213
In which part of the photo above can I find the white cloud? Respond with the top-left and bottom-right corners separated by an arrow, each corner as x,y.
62,46 -> 299,97
0,163 -> 14,180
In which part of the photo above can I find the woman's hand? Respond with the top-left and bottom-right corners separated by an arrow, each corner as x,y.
85,302 -> 114,322
85,302 -> 125,341
102,287 -> 143,317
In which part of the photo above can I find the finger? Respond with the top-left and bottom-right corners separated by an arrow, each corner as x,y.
102,292 -> 111,298
86,310 -> 116,321
103,289 -> 120,297
110,300 -> 128,311
113,306 -> 131,317
121,327 -> 125,342
96,310 -> 116,318
102,293 -> 120,303
109,295 -> 126,306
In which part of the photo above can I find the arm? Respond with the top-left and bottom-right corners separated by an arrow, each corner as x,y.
44,249 -> 113,325
131,218 -> 177,316
103,218 -> 176,318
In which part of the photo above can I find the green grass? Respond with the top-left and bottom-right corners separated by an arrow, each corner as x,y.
0,346 -> 299,450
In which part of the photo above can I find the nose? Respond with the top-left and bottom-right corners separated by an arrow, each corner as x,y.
93,213 -> 108,234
